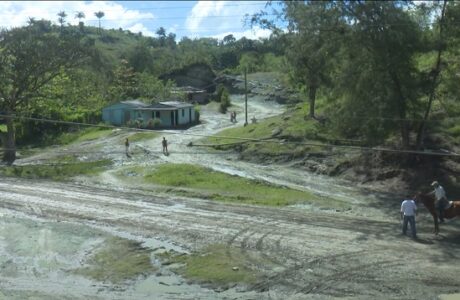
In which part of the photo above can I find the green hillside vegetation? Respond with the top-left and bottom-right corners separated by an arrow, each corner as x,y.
0,1 -> 459,191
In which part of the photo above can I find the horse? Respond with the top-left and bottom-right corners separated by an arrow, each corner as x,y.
415,193 -> 460,235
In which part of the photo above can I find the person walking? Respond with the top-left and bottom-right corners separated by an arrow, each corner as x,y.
400,196 -> 417,239
162,137 -> 168,155
125,138 -> 130,158
430,181 -> 448,223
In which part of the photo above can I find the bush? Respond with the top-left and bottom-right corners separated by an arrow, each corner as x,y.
147,118 -> 161,129
219,90 -> 231,114
194,107 -> 200,123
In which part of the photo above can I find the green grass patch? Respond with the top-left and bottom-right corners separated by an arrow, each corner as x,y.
0,158 -> 112,181
161,244 -> 260,286
74,237 -> 155,284
127,131 -> 159,142
204,103 -> 336,157
117,163 -> 347,209
57,127 -> 114,145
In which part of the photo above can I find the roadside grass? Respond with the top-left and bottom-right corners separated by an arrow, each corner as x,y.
57,127 -> 115,145
0,157 -> 112,181
159,244 -> 267,287
74,237 -> 155,284
117,163 -> 348,209
204,103 -> 335,156
127,131 -> 159,143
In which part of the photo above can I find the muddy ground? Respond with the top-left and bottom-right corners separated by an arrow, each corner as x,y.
1,94 -> 460,299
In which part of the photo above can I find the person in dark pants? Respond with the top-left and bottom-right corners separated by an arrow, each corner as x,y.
430,181 -> 448,223
125,138 -> 131,158
400,196 -> 417,239
162,137 -> 168,155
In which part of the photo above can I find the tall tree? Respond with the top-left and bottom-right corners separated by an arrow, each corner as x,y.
109,59 -> 139,101
94,11 -> 105,34
284,1 -> 343,119
336,1 -> 423,148
252,1 -> 343,119
0,23 -> 93,163
57,11 -> 67,31
415,0 -> 448,149
75,11 -> 86,32
156,27 -> 166,47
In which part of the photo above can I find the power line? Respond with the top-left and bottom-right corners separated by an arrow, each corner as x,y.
1,2 -> 266,16
0,113 -> 458,157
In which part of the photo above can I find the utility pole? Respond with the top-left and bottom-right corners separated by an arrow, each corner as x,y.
244,68 -> 248,126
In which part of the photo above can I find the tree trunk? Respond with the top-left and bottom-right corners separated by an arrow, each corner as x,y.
308,85 -> 317,118
416,0 -> 447,149
390,72 -> 410,148
2,116 -> 16,165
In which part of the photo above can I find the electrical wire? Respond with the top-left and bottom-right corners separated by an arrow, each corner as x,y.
0,113 -> 458,157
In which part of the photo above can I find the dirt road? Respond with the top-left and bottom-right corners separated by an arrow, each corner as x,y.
1,177 -> 460,299
4,94 -> 460,299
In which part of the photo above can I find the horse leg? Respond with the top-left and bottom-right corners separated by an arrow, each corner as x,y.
432,214 -> 439,235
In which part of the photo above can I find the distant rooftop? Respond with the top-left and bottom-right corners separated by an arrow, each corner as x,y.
120,99 -> 149,107
136,101 -> 193,111
172,86 -> 207,93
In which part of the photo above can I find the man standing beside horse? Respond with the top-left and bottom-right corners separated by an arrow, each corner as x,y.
430,181 -> 448,223
401,196 -> 417,239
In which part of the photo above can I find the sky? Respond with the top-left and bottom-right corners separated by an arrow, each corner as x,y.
0,1 -> 275,41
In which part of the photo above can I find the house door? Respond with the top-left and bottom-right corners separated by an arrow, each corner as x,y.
189,108 -> 192,123
124,110 -> 131,123
170,111 -> 174,126
175,110 -> 179,125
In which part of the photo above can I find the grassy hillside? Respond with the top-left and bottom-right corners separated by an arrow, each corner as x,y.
206,100 -> 460,193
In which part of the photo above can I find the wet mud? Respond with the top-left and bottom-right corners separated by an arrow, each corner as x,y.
2,95 -> 460,299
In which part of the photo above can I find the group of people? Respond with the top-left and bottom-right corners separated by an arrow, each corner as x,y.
124,136 -> 169,158
400,180 -> 449,239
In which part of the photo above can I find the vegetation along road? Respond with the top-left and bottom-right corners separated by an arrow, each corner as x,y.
1,1 -> 460,299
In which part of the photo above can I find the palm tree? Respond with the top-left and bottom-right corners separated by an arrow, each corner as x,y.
57,11 -> 67,31
75,11 -> 85,32
27,17 -> 36,26
94,11 -> 105,34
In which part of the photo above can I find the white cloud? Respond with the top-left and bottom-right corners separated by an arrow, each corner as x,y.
212,26 -> 272,41
185,1 -> 266,38
0,1 -> 154,36
126,23 -> 155,37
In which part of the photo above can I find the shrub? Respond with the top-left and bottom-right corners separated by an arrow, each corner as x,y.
219,90 -> 231,114
147,118 -> 161,129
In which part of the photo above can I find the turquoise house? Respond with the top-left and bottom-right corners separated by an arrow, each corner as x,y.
102,100 -> 196,128
102,100 -> 148,126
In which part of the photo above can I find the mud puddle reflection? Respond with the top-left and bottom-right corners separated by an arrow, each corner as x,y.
0,209 -> 263,299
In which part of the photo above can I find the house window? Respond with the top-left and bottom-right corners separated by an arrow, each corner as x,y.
182,109 -> 185,117
153,111 -> 160,119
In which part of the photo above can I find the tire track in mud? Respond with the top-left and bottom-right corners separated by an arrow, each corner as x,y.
225,222 -> 289,270
249,244 -> 410,296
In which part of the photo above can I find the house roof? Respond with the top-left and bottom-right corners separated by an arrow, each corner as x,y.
103,100 -> 148,110
172,86 -> 207,93
121,100 -> 149,107
136,101 -> 193,111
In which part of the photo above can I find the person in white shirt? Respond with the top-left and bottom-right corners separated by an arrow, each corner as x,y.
430,181 -> 448,223
400,196 -> 417,239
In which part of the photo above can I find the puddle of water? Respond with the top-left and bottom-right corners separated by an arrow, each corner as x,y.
0,208 -> 266,299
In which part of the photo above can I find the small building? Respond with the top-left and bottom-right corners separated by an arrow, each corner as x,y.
102,100 -> 196,128
102,100 -> 148,126
172,86 -> 209,104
